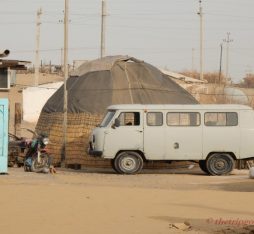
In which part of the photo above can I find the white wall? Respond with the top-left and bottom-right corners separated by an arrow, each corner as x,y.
23,82 -> 63,123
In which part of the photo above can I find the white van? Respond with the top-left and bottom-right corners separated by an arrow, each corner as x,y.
88,104 -> 254,175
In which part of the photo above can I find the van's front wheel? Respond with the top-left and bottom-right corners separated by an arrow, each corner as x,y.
206,153 -> 235,176
114,151 -> 143,175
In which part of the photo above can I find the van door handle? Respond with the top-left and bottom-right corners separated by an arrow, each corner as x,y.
174,142 -> 179,149
136,130 -> 143,133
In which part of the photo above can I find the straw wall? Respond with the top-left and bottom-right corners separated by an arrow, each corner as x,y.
36,112 -> 113,167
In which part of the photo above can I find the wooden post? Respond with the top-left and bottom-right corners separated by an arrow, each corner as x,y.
14,103 -> 22,137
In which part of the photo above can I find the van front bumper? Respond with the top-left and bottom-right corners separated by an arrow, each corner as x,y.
88,142 -> 102,157
89,149 -> 103,157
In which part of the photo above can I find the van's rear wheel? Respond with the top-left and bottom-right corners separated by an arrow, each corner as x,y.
206,153 -> 235,176
198,160 -> 209,174
114,151 -> 143,175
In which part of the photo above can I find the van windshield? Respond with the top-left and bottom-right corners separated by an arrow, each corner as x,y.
100,110 -> 116,127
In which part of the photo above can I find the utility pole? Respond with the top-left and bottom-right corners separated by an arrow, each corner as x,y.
223,32 -> 233,82
197,0 -> 204,80
34,8 -> 42,86
218,43 -> 223,85
60,48 -> 63,73
62,0 -> 69,167
192,48 -> 195,72
100,0 -> 107,58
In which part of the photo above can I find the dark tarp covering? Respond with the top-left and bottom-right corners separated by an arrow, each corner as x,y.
42,56 -> 198,114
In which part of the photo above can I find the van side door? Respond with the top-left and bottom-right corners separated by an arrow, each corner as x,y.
143,111 -> 166,159
165,112 -> 202,160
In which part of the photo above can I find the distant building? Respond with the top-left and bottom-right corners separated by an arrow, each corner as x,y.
0,49 -> 30,135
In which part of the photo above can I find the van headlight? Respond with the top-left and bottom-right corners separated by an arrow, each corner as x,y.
43,137 -> 49,145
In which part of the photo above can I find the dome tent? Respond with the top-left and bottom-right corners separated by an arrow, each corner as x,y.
36,56 -> 198,166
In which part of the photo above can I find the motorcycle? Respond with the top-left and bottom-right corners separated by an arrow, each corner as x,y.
8,133 -> 30,167
24,130 -> 51,173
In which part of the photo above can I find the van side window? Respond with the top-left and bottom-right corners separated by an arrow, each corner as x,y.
118,112 -> 140,126
205,112 -> 238,126
147,112 -> 163,126
167,112 -> 200,126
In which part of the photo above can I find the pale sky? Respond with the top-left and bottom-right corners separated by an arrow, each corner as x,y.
1,0 -> 253,82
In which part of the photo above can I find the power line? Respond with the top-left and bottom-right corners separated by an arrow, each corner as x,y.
11,47 -> 98,53
9,46 -> 254,56
205,12 -> 254,20
1,8 -> 254,19
2,9 -> 254,19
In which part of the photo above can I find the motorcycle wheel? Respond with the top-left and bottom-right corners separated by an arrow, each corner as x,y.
24,165 -> 31,172
31,153 -> 50,173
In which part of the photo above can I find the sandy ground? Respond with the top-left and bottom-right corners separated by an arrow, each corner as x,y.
1,73 -> 252,234
0,167 -> 253,234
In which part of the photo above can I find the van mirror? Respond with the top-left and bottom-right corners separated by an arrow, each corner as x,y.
112,118 -> 120,129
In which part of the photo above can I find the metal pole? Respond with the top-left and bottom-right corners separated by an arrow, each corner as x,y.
62,0 -> 69,167
197,0 -> 204,80
100,0 -> 106,58
34,8 -> 42,86
218,43 -> 223,85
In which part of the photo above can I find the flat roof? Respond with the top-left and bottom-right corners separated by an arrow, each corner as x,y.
108,104 -> 253,111
0,59 -> 30,70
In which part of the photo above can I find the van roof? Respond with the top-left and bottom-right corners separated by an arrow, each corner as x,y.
107,104 -> 253,111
